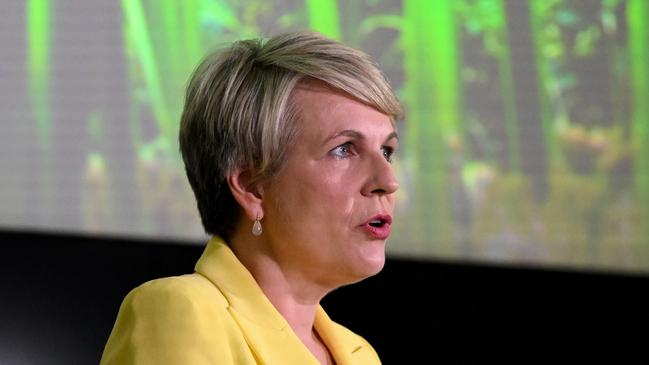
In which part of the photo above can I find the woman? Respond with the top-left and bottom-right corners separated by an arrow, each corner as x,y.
100,31 -> 403,365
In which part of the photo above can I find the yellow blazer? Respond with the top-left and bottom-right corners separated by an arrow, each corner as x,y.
100,236 -> 381,365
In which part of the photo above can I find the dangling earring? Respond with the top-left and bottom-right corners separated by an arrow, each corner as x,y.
252,214 -> 262,236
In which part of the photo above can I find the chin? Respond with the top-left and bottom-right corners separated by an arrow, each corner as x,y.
344,259 -> 384,285
351,244 -> 386,280
363,260 -> 385,279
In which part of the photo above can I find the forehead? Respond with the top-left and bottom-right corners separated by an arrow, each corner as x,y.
290,80 -> 394,137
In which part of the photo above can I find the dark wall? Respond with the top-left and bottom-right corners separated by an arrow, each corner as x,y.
1,230 -> 647,364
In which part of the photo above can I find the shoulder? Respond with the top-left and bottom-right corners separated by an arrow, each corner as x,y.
113,273 -> 232,337
126,274 -> 228,311
100,274 -> 240,365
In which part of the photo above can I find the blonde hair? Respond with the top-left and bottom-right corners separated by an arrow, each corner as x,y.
179,31 -> 403,239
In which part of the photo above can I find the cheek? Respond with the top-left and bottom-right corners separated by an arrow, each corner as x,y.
315,168 -> 357,211
288,168 -> 358,228
322,173 -> 367,236
267,161 -> 362,230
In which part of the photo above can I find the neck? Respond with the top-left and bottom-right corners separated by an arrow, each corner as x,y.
228,230 -> 330,339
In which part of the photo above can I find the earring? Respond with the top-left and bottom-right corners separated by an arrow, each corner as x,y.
252,214 -> 262,236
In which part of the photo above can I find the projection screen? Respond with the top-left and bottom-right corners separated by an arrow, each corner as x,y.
2,0 -> 648,274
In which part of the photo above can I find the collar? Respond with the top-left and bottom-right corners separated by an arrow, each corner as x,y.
194,236 -> 375,365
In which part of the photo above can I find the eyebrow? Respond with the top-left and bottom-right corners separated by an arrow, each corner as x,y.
323,129 -> 399,146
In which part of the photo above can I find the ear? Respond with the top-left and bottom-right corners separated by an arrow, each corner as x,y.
226,169 -> 264,222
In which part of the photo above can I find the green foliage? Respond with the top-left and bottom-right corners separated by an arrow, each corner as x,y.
306,0 -> 341,39
628,0 -> 649,236
471,173 -> 539,247
574,26 -> 601,57
27,0 -> 51,147
456,0 -> 521,172
23,0 -> 647,267
400,0 -> 459,246
201,0 -> 239,30
359,15 -> 402,35
456,0 -> 506,57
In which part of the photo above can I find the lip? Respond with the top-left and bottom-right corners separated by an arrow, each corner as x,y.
361,214 -> 393,240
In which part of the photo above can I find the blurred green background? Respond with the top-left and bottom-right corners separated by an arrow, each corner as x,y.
2,0 -> 648,273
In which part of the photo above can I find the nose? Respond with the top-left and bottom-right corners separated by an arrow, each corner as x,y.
361,153 -> 399,197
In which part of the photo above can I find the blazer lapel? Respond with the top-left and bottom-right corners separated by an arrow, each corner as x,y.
195,237 -> 320,365
227,306 -> 321,365
315,307 -> 380,365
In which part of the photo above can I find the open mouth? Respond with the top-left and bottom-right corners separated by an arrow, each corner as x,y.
369,219 -> 386,228
362,215 -> 393,239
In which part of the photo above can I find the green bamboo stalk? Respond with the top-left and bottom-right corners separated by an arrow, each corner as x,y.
149,0 -> 188,131
121,0 -> 173,143
182,0 -> 203,72
122,13 -> 143,149
122,14 -> 154,231
27,0 -> 50,147
306,0 -> 341,40
26,0 -> 53,220
628,0 -> 649,235
402,0 -> 458,247
161,0 -> 183,97
530,0 -> 564,170
494,0 -> 521,172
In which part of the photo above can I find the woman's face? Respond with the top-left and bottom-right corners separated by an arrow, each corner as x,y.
261,81 -> 399,288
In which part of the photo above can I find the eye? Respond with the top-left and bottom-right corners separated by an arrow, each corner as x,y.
382,146 -> 395,163
331,142 -> 355,159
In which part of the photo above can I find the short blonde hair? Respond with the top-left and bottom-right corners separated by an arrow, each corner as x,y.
179,31 -> 403,239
